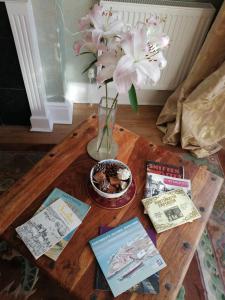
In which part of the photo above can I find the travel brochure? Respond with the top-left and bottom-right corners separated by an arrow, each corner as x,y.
16,198 -> 81,259
15,160 -> 201,297
16,188 -> 91,260
37,188 -> 91,260
95,225 -> 160,294
145,173 -> 191,198
89,217 -> 166,297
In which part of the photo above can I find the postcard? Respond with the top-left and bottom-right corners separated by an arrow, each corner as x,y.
16,198 -> 81,259
89,217 -> 166,297
142,189 -> 201,233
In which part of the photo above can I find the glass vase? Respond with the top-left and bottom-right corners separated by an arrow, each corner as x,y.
87,97 -> 118,161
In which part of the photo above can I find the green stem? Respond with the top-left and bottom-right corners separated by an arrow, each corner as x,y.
105,83 -> 108,111
97,93 -> 118,152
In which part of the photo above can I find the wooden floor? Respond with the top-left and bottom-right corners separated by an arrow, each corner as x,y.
0,104 -> 166,150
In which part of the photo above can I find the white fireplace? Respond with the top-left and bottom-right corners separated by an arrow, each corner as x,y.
2,0 -> 73,132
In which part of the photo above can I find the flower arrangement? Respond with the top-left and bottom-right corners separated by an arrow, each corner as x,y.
74,4 -> 169,159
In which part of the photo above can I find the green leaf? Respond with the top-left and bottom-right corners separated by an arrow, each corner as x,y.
82,59 -> 97,74
128,84 -> 138,112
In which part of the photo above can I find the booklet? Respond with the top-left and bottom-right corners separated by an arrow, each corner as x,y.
142,189 -> 201,233
16,199 -> 81,259
145,173 -> 191,198
36,188 -> 91,260
89,217 -> 166,297
145,161 -> 184,198
146,161 -> 184,179
95,226 -> 160,294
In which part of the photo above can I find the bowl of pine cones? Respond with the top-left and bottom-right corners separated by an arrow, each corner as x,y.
90,159 -> 132,199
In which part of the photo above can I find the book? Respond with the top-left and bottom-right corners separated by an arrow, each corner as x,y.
142,189 -> 201,233
16,199 -> 81,259
145,161 -> 184,198
145,173 -> 191,198
89,217 -> 166,297
95,226 -> 160,294
37,188 -> 91,261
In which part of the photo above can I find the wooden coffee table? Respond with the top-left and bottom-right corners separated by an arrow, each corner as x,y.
0,116 -> 223,300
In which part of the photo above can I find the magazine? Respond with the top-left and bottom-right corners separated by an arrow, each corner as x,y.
146,161 -> 184,178
37,188 -> 91,260
142,189 -> 201,233
145,173 -> 191,198
16,199 -> 81,259
89,217 -> 166,297
145,161 -> 184,198
95,226 -> 160,294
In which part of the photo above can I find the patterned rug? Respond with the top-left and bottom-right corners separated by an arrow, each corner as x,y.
0,151 -> 224,300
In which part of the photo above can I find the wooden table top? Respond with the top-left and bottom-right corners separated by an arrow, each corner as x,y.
0,116 -> 223,300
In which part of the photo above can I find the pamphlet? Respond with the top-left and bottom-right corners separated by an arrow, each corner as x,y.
145,173 -> 191,198
142,189 -> 201,233
16,199 -> 81,259
95,226 -> 160,294
37,188 -> 91,260
89,217 -> 166,297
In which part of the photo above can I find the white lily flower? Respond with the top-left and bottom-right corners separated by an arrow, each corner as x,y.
88,4 -> 124,42
96,47 -> 123,84
113,26 -> 169,93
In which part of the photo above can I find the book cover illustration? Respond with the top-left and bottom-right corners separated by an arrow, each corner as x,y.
142,189 -> 201,233
16,199 -> 81,259
145,173 -> 191,198
146,161 -> 184,178
90,217 -> 166,297
95,226 -> 160,294
145,161 -> 184,199
37,188 -> 91,260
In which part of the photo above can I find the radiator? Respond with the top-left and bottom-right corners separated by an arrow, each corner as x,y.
100,0 -> 215,90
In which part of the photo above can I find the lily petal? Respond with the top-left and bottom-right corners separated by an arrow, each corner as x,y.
79,15 -> 91,30
135,60 -> 161,84
113,55 -> 134,93
73,40 -> 84,55
96,65 -> 115,83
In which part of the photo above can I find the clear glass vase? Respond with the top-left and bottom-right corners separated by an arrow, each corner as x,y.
87,97 -> 118,161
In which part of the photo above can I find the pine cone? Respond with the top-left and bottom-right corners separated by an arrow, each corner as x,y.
94,163 -> 106,175
106,163 -> 119,177
99,179 -> 110,192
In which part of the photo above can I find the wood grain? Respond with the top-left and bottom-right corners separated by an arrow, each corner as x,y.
0,116 -> 223,300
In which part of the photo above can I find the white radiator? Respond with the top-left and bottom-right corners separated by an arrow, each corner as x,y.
101,0 -> 215,90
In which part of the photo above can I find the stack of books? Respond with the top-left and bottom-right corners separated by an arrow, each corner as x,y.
16,188 -> 91,260
142,161 -> 201,233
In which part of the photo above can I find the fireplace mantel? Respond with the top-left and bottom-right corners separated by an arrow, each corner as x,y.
2,0 -> 72,131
